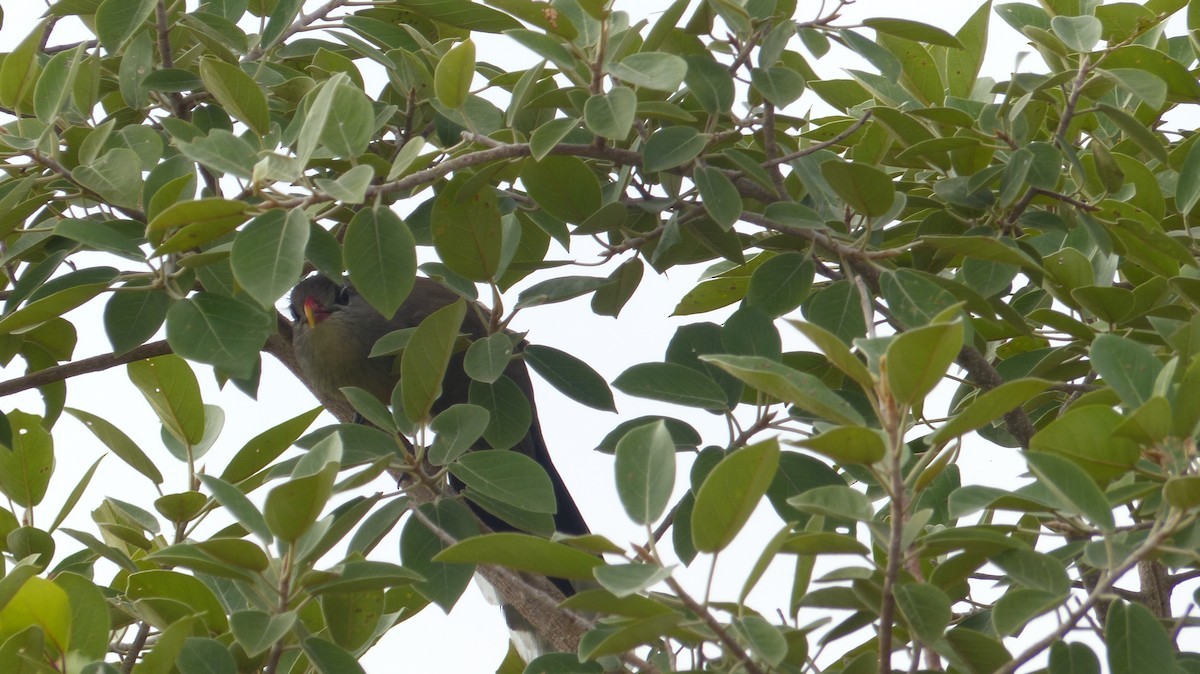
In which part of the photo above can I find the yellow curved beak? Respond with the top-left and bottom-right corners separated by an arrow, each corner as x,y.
304,298 -> 317,328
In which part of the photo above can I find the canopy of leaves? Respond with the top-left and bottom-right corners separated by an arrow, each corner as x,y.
1,0 -> 1199,672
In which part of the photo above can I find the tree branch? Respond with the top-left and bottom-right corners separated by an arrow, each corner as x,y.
0,340 -> 173,398
995,514 -> 1188,674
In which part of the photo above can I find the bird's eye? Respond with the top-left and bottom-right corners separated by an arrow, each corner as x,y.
335,286 -> 351,305
289,305 -> 301,322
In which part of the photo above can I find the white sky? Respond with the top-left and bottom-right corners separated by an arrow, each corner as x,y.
0,0 -> 1088,671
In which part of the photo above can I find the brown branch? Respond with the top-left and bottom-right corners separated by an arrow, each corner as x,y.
954,347 -> 1035,448
634,545 -> 766,674
0,340 -> 173,398
1054,55 -> 1091,147
266,135 -> 643,211
120,622 -> 151,673
245,0 -> 351,60
878,391 -> 906,673
155,1 -> 174,69
763,111 -> 873,167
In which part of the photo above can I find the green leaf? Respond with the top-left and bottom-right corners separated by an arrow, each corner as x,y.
1089,334 -> 1161,408
529,116 -> 579,162
0,577 -> 70,654
595,416 -> 701,454
469,376 -> 532,451
127,355 -> 206,446
885,320 -> 963,407
103,287 -> 170,355
1030,406 -> 1139,484
435,532 -> 602,579
894,583 -> 952,643
400,500 -> 478,610
691,439 -> 780,553
1049,641 -> 1101,674
1051,15 -> 1102,52
220,406 -> 322,484
644,127 -> 707,172
464,333 -> 513,384
607,52 -> 687,91
700,355 -> 865,425
230,610 -> 297,658
792,426 -> 885,465
0,281 -> 110,336
34,45 -> 83,124
314,164 -> 374,203
787,485 -> 873,521
432,176 -> 503,280
750,66 -> 806,107
584,86 -> 636,139
264,462 -> 338,543
94,0 -> 155,50
344,205 -> 417,316
994,589 -> 1063,637
296,73 -> 346,166
592,258 -> 644,318
1097,103 -> 1168,164
199,58 -> 271,135
449,450 -> 555,512
66,408 -> 163,486
147,197 -> 247,247
694,166 -> 743,229
75,148 -> 144,209
178,637 -> 236,674
320,82 -> 374,158
993,548 -> 1070,595
516,275 -> 610,309
429,404 -> 490,465
863,17 -> 964,48
401,299 -> 467,423
614,421 -> 675,525
1025,452 -> 1115,532
126,569 -> 229,633
1106,602 -> 1178,674
746,253 -> 813,318
786,320 -> 874,390
930,379 -> 1052,445
612,362 -> 729,410
198,475 -> 271,543
683,55 -> 735,114
820,159 -> 895,217
1164,476 -> 1200,509
580,614 -> 684,661
0,412 -> 53,508
523,344 -> 616,412
304,638 -> 367,674
175,130 -> 259,178
435,39 -> 476,108
592,562 -> 674,597
231,209 -> 310,310
166,294 -> 274,379
521,155 -> 601,224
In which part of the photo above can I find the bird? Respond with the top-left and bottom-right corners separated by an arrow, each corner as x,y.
287,274 -> 590,543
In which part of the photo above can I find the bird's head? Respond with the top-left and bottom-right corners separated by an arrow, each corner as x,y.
289,275 -> 352,330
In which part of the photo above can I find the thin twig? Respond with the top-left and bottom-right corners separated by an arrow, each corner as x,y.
244,0 -> 351,60
995,514 -> 1188,674
763,111 -> 873,167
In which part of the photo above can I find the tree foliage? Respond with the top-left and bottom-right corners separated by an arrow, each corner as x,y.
1,0 -> 1200,672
